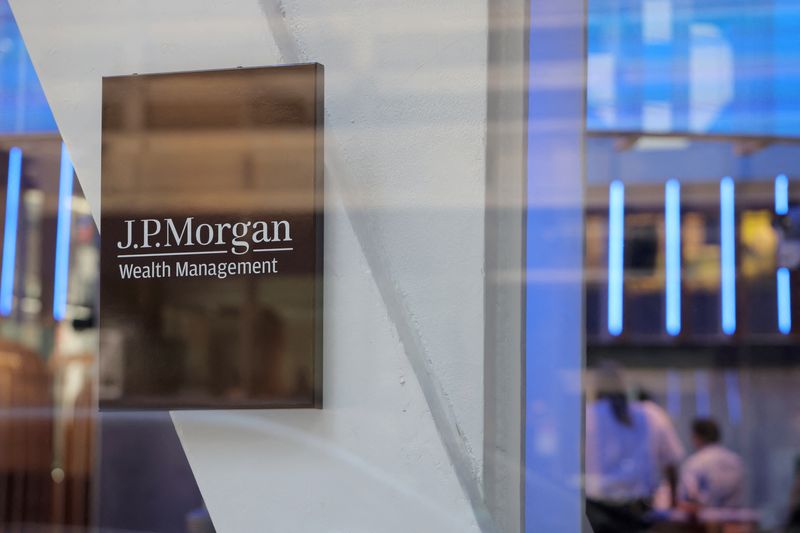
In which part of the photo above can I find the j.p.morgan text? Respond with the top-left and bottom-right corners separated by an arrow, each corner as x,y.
116,217 -> 292,255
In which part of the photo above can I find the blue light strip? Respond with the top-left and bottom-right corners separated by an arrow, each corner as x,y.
775,174 -> 789,216
665,179 -> 681,336
720,177 -> 736,335
724,370 -> 742,425
695,370 -> 711,417
666,370 -> 681,419
0,147 -> 22,316
53,143 -> 73,321
607,180 -> 624,336
776,175 -> 792,335
778,267 -> 792,335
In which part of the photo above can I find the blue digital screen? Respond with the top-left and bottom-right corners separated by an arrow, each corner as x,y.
587,0 -> 800,137
0,0 -> 57,134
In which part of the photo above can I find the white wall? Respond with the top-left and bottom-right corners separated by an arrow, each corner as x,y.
9,1 -> 489,531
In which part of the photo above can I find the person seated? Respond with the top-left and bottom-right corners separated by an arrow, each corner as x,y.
678,418 -> 745,514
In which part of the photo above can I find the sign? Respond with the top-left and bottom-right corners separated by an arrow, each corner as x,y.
99,64 -> 323,410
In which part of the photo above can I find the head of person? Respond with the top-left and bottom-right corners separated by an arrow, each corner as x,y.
691,418 -> 721,450
594,360 -> 632,426
635,387 -> 654,403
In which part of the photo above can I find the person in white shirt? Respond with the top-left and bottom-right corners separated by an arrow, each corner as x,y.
585,362 -> 683,532
586,392 -> 655,502
679,418 -> 745,510
638,389 -> 686,508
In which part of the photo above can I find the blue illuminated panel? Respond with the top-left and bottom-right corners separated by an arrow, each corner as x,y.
588,0 -> 800,137
0,147 -> 21,315
607,180 -> 624,336
720,177 -> 736,335
665,179 -> 681,335
525,0 -> 584,526
53,143 -> 73,321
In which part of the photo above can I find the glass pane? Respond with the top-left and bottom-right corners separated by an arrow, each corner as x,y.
585,1 -> 800,531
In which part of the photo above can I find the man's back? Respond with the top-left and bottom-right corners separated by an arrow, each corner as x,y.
680,444 -> 745,508
641,400 -> 685,472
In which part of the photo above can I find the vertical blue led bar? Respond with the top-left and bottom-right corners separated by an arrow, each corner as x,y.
776,174 -> 791,334
53,143 -> 73,321
720,177 -> 736,335
778,267 -> 792,334
775,174 -> 789,215
607,180 -> 624,336
0,147 -> 22,316
665,179 -> 681,336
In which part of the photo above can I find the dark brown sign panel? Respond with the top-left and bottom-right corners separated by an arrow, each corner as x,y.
99,64 -> 323,410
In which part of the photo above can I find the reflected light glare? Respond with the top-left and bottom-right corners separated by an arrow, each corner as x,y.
607,180 -> 624,336
50,467 -> 65,484
0,147 -> 22,316
53,143 -> 74,321
665,179 -> 681,336
778,267 -> 792,335
720,177 -> 736,335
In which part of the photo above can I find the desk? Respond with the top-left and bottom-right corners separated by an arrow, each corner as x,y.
650,508 -> 760,533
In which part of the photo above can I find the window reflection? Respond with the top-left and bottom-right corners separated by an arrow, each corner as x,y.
0,1 -> 210,528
